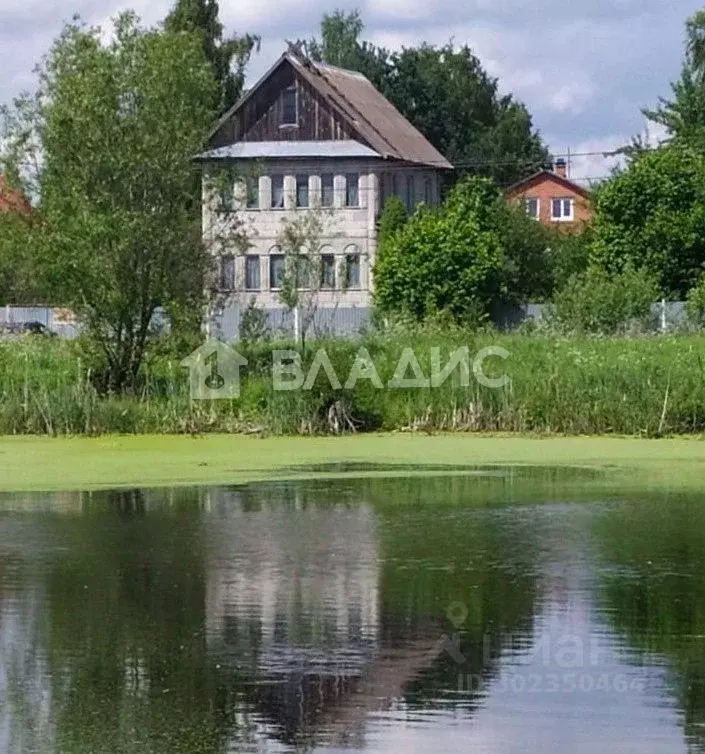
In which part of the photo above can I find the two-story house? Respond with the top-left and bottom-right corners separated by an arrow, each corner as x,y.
506,159 -> 593,229
196,47 -> 452,335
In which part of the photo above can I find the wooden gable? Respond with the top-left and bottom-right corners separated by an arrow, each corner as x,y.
210,59 -> 357,149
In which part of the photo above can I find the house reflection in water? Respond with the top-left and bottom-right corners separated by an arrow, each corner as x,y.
203,485 -> 383,744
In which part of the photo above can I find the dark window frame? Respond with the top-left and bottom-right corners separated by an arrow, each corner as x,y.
269,253 -> 286,290
320,254 -> 336,289
296,174 -> 309,208
220,255 -> 236,291
345,173 -> 360,207
271,174 -> 285,209
345,253 -> 361,290
321,174 -> 335,207
281,86 -> 298,127
245,255 -> 261,291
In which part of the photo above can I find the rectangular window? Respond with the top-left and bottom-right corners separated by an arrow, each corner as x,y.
406,175 -> 415,211
296,257 -> 311,289
525,198 -> 540,219
424,177 -> 433,205
269,254 -> 286,289
245,255 -> 261,290
551,197 -> 574,221
281,87 -> 297,126
271,175 -> 284,209
296,174 -> 309,208
219,183 -> 234,212
320,254 -> 336,288
345,173 -> 359,207
345,254 -> 361,289
220,256 -> 235,291
321,174 -> 334,207
246,177 -> 259,209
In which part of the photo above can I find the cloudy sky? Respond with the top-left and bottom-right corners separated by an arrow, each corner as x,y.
1,0 -> 701,179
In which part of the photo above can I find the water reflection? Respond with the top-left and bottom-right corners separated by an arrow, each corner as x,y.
0,475 -> 704,752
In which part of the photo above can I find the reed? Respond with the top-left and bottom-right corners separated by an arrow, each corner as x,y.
0,332 -> 704,436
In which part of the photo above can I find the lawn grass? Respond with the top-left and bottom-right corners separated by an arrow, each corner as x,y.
1,433 -> 704,492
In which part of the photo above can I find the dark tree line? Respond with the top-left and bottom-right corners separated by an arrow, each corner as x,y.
303,10 -> 550,185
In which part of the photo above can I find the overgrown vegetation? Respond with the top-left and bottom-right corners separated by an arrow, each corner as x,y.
549,265 -> 659,334
2,332 -> 705,437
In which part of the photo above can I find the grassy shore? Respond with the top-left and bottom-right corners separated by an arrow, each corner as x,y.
1,433 -> 704,492
2,333 -> 705,437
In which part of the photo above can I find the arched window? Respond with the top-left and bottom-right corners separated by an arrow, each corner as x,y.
344,244 -> 361,290
269,246 -> 285,290
319,245 -> 336,289
219,255 -> 235,291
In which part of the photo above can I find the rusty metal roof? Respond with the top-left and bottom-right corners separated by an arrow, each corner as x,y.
208,51 -> 453,171
294,58 -> 453,170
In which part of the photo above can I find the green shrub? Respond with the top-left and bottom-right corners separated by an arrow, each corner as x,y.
547,225 -> 592,294
686,274 -> 705,328
373,177 -> 504,325
239,298 -> 271,344
550,265 -> 658,334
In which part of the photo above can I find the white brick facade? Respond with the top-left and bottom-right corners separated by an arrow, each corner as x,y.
203,159 -> 442,311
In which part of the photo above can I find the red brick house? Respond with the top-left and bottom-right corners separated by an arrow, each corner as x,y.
506,159 -> 592,229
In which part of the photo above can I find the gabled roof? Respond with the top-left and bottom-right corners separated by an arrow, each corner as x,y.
506,170 -> 590,200
208,51 -> 453,170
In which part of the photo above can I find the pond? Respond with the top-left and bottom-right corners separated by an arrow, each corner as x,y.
1,469 -> 704,753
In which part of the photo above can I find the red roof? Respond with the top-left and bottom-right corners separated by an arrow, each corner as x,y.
505,170 -> 590,200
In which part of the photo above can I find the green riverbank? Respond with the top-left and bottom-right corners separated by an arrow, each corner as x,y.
3,334 -> 705,437
1,433 -> 704,492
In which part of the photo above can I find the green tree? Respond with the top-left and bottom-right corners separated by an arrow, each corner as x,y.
546,225 -> 593,294
2,13 -> 220,391
385,44 -> 549,184
646,11 -> 705,147
164,0 -> 259,115
686,9 -> 705,73
590,146 -> 705,298
304,9 -> 391,92
307,11 -> 549,184
276,207 -> 335,349
373,177 -> 504,324
0,209 -> 38,305
686,272 -> 705,327
490,197 -> 553,303
377,195 -> 407,244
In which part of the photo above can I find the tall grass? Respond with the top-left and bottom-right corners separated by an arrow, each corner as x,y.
1,332 -> 704,436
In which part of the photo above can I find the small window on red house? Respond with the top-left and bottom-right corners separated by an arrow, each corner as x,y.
551,197 -> 574,221
525,198 -> 539,219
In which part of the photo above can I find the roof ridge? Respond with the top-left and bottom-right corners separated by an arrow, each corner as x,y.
313,61 -> 368,80
301,58 -> 401,160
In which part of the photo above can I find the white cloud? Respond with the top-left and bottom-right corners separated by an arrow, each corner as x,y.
0,0 -> 701,156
